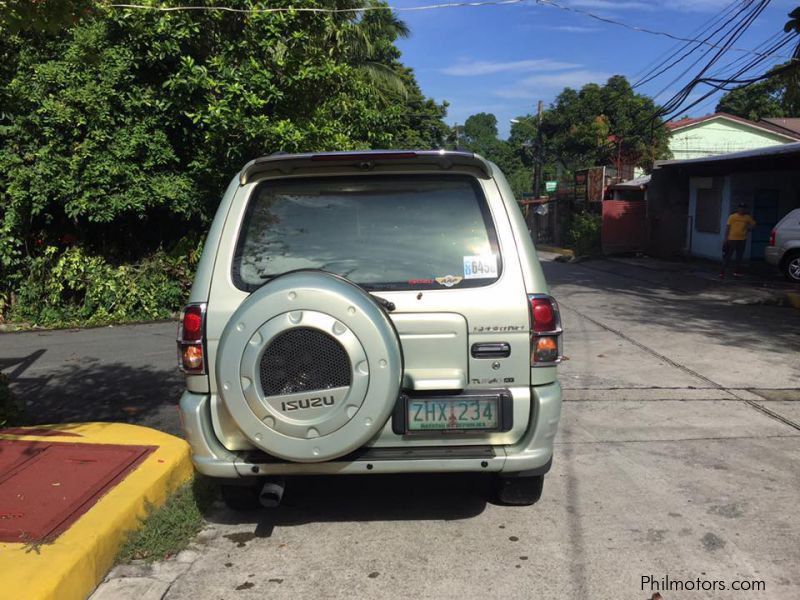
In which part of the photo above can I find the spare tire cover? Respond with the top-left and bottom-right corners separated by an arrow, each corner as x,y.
216,271 -> 403,462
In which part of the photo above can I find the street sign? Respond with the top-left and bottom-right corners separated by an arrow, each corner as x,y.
545,181 -> 557,193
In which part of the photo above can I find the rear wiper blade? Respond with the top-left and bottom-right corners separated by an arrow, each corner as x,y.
369,294 -> 396,312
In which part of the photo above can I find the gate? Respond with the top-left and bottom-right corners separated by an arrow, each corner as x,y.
602,200 -> 647,254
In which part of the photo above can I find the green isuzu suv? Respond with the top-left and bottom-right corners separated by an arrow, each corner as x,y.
177,150 -> 563,508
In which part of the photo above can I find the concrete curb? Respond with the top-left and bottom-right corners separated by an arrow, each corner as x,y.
0,423 -> 193,600
536,244 -> 574,257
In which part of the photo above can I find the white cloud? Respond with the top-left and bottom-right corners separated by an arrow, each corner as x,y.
566,0 -> 653,10
546,25 -> 601,33
567,0 -> 736,11
659,0 -> 734,10
494,70 -> 612,98
441,58 -> 582,76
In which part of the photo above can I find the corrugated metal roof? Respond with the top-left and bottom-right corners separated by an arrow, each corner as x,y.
611,174 -> 651,189
656,140 -> 800,168
762,117 -> 800,136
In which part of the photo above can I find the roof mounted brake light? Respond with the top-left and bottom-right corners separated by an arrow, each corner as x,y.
310,152 -> 418,162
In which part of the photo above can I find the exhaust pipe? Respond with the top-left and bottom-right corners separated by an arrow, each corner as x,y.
258,477 -> 285,508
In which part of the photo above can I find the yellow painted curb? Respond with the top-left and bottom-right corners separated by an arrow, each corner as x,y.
535,244 -> 574,257
787,292 -> 800,310
0,423 -> 193,600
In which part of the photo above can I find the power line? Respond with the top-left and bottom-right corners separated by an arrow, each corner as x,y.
535,0 -> 794,61
706,30 -> 788,78
649,1 -> 773,100
653,0 -> 774,120
634,0 -> 754,90
631,0 -> 745,86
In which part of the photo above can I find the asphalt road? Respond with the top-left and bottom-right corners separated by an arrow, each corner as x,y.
3,255 -> 800,600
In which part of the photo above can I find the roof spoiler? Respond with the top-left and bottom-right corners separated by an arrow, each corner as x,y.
239,150 -> 493,184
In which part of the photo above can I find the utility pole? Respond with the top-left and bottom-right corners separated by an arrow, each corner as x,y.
533,100 -> 544,198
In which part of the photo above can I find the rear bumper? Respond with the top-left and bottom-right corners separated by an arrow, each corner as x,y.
764,247 -> 781,266
179,381 -> 561,477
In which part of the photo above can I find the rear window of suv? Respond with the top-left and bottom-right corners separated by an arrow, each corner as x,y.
232,174 -> 502,292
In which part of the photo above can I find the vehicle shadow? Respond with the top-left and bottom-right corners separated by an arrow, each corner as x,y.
204,472 -> 493,534
3,354 -> 183,435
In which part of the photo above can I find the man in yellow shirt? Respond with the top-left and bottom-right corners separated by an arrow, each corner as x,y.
720,203 -> 756,278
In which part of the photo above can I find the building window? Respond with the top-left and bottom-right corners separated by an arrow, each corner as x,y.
695,183 -> 723,233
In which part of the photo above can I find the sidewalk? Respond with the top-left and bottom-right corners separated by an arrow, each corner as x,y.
0,423 -> 192,600
537,246 -> 800,307
605,254 -> 799,306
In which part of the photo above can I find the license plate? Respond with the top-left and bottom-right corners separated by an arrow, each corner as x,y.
407,397 -> 499,431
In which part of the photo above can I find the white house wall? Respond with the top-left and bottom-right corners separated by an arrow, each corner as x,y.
670,119 -> 791,160
688,169 -> 800,261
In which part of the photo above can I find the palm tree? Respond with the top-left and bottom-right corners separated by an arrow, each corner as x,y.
782,7 -> 800,112
329,1 -> 411,100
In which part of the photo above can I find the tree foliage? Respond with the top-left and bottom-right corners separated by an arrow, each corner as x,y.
538,75 -> 671,172
715,79 -> 786,121
716,62 -> 800,121
0,0 -> 96,33
454,112 -> 526,194
0,1 -> 448,323
716,7 -> 800,121
456,75 -> 670,199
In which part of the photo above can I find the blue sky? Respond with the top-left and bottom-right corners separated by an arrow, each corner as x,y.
390,0 -> 797,137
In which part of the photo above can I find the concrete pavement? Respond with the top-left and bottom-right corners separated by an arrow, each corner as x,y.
77,253 -> 800,600
1,253 -> 798,599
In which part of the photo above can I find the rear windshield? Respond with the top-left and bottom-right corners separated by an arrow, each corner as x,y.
232,174 -> 502,292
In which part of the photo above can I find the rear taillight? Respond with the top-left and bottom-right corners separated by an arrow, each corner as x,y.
530,296 -> 556,332
177,303 -> 206,374
769,229 -> 776,247
528,294 -> 562,366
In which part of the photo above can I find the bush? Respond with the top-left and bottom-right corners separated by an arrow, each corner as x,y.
0,372 -> 23,428
11,240 -> 201,327
568,212 -> 601,257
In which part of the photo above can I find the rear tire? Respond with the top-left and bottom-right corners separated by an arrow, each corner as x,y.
494,474 -> 544,506
220,483 -> 262,511
782,251 -> 800,283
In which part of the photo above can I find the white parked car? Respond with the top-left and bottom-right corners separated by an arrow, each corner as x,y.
766,208 -> 800,283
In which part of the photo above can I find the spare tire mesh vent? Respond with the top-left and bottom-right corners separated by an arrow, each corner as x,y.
260,327 -> 352,396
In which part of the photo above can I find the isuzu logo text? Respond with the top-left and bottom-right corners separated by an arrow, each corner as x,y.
281,395 -> 335,411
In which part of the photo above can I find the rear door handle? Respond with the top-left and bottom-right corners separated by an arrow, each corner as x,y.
471,342 -> 511,359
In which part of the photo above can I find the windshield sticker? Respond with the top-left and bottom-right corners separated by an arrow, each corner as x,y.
435,275 -> 463,288
408,278 -> 434,285
463,254 -> 498,279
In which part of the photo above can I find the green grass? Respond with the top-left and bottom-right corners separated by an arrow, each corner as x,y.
117,477 -> 217,563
